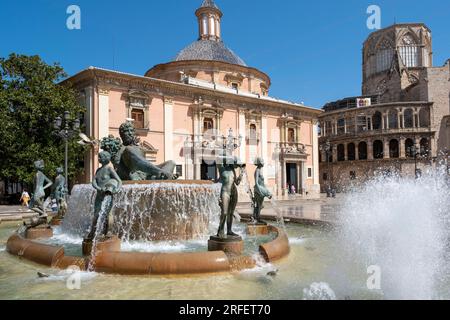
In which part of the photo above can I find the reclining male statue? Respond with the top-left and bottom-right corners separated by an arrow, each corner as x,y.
108,122 -> 178,181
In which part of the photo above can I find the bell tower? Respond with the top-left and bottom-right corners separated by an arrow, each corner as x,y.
196,0 -> 223,41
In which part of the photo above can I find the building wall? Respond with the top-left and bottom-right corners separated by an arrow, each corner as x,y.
70,69 -> 321,197
319,23 -> 449,192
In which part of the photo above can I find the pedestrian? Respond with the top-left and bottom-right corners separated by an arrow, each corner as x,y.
291,184 -> 296,195
20,189 -> 30,207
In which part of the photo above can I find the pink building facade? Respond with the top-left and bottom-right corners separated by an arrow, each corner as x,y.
64,0 -> 322,197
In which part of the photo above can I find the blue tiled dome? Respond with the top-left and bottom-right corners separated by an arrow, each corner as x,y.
175,39 -> 247,67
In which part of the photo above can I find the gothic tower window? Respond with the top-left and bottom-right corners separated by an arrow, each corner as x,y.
375,39 -> 394,73
399,34 -> 419,68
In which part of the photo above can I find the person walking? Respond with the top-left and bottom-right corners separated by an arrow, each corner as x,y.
20,189 -> 30,207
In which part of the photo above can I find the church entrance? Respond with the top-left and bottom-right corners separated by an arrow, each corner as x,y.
201,160 -> 217,181
286,163 -> 299,194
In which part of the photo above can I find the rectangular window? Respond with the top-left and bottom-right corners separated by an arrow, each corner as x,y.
131,109 -> 145,129
337,118 -> 345,135
203,118 -> 214,133
308,168 -> 313,178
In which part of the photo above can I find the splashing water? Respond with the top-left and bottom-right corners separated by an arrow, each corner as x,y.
240,169 -> 255,206
303,282 -> 337,300
63,183 -> 221,242
337,169 -> 450,300
270,199 -> 286,231
88,194 -> 113,271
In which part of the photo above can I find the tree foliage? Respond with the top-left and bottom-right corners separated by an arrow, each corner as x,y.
0,54 -> 86,186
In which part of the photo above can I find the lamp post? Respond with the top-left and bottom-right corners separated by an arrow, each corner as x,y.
407,144 -> 421,179
53,111 -> 81,192
320,140 -> 332,196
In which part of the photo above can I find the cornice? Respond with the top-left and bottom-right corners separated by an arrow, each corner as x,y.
62,68 -> 322,119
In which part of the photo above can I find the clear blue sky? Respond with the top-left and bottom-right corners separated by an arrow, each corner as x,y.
0,0 -> 449,108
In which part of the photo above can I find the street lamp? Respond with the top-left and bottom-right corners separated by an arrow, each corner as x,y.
320,140 -> 333,197
407,145 -> 421,179
54,111 -> 81,192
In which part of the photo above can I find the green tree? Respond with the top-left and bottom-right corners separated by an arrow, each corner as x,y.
0,54 -> 86,188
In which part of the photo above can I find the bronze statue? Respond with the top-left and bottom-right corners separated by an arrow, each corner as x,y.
26,160 -> 53,228
216,150 -> 245,239
252,157 -> 272,224
51,167 -> 67,219
103,122 -> 178,181
86,151 -> 122,240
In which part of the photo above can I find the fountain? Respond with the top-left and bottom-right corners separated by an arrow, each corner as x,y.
336,169 -> 450,300
5,121 -> 290,277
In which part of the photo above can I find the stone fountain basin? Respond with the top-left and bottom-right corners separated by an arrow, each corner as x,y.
6,225 -> 289,276
63,181 -> 222,242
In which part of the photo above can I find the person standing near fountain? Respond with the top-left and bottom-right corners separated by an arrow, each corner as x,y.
114,122 -> 178,181
252,157 -> 272,224
86,151 -> 122,240
216,151 -> 245,239
25,160 -> 53,228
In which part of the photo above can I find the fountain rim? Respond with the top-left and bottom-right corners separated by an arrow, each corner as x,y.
5,224 -> 290,276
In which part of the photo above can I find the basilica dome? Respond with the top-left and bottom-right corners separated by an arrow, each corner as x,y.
174,39 -> 247,67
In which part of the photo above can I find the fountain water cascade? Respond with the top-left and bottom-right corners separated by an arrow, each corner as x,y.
337,169 -> 450,300
62,182 -> 221,241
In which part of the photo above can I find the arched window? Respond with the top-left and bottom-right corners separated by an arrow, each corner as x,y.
249,123 -> 258,142
373,140 -> 384,159
131,109 -> 145,129
337,144 -> 345,161
203,117 -> 214,133
287,128 -> 296,143
420,138 -> 430,157
373,111 -> 382,130
388,110 -> 399,129
389,139 -> 399,158
404,109 -> 414,128
358,142 -> 368,160
375,39 -> 394,73
405,138 -> 415,158
399,34 -> 419,67
419,109 -> 430,128
347,143 -> 356,161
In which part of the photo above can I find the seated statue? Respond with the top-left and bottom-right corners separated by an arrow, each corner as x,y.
252,157 -> 273,224
25,160 -> 53,228
111,122 -> 178,181
51,167 -> 67,219
86,151 -> 122,240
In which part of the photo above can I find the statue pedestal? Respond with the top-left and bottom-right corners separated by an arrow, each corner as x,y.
50,217 -> 63,226
247,222 -> 269,236
82,236 -> 121,256
25,225 -> 53,240
208,235 -> 243,255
